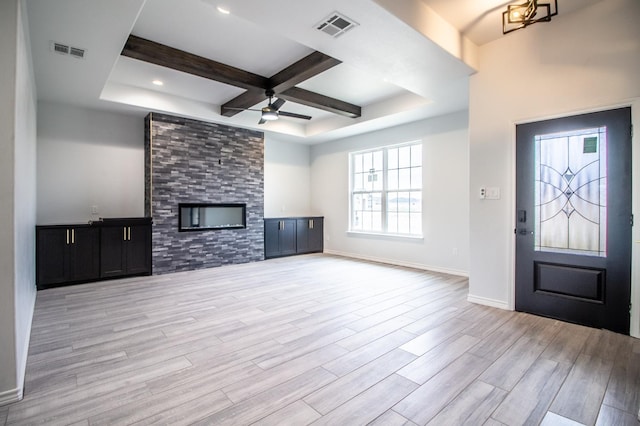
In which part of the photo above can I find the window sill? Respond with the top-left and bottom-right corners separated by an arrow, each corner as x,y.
347,231 -> 424,241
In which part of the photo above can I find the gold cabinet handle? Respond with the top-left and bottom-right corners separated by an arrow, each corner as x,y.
309,219 -> 314,229
71,229 -> 75,244
128,227 -> 131,241
66,229 -> 69,245
123,226 -> 127,241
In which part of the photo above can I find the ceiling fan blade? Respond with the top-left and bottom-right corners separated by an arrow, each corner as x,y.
279,111 -> 312,120
271,98 -> 286,111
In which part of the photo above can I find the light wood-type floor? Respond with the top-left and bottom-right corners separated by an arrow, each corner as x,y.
2,254 -> 639,425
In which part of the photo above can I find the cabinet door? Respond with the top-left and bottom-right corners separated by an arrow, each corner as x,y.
296,219 -> 310,253
69,227 -> 100,282
308,218 -> 324,252
100,226 -> 127,278
264,220 -> 281,259
36,228 -> 68,287
279,219 -> 297,255
264,219 -> 297,258
126,224 -> 151,275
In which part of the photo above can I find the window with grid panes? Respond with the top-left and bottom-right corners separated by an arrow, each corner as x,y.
350,142 -> 422,236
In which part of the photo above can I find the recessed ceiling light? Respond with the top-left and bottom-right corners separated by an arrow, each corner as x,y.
152,80 -> 164,86
217,6 -> 230,14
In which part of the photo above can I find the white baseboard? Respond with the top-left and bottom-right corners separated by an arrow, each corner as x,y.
16,291 -> 35,396
0,286 -> 35,407
467,293 -> 511,310
323,249 -> 469,277
0,386 -> 22,407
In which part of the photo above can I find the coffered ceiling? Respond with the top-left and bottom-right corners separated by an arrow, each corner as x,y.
25,0 -> 601,143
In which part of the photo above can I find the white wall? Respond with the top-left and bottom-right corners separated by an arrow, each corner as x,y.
37,102 -> 145,224
264,136 -> 312,217
37,107 -> 312,223
468,0 -> 640,322
13,0 -> 37,400
310,110 -> 469,275
0,0 -> 19,405
0,0 -> 38,405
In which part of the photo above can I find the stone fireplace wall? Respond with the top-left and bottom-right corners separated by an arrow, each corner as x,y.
145,113 -> 264,274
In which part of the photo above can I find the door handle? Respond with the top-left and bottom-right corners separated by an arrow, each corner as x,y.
518,229 -> 533,235
518,210 -> 527,223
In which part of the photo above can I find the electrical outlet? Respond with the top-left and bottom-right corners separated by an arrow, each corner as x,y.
479,187 -> 486,199
91,205 -> 99,214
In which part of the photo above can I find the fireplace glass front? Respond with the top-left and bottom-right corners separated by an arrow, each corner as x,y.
179,203 -> 246,231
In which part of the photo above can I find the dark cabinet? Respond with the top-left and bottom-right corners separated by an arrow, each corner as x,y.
36,225 -> 100,289
264,217 -> 323,259
36,217 -> 152,289
100,218 -> 152,278
264,219 -> 297,258
296,217 -> 324,254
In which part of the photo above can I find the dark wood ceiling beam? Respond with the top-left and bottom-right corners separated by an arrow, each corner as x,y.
121,35 -> 269,91
268,51 -> 341,93
220,90 -> 265,117
222,51 -> 342,118
279,87 -> 361,118
121,35 -> 362,119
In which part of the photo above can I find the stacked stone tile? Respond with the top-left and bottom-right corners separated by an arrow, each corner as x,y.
145,113 -> 264,274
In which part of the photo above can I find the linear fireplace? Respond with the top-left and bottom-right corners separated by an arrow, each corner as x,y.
179,203 -> 246,232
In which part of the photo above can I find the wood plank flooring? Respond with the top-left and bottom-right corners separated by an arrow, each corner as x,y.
3,254 -> 640,425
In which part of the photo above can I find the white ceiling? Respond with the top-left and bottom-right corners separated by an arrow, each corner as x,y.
25,0 -> 600,144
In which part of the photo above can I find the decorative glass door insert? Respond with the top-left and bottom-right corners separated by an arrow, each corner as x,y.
534,126 -> 607,257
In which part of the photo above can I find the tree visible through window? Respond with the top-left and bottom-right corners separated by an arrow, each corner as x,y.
350,142 -> 422,236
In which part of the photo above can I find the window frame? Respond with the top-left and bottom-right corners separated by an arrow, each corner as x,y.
349,141 -> 423,238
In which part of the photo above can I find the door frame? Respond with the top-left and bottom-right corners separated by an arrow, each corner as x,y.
508,99 -> 640,337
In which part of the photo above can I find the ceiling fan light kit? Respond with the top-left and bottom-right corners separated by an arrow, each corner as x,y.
502,0 -> 557,34
260,107 -> 279,121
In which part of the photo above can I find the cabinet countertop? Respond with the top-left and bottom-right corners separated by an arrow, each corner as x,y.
37,217 -> 152,228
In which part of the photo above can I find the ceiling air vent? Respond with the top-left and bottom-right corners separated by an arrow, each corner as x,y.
316,12 -> 358,38
50,41 -> 86,59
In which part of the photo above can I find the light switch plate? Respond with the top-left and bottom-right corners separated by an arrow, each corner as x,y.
486,187 -> 501,200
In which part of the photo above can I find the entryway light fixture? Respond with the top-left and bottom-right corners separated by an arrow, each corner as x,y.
502,0 -> 557,34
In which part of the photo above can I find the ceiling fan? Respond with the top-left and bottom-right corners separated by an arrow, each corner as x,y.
225,89 -> 312,124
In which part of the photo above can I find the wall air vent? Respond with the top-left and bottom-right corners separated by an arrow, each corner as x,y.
50,41 -> 86,59
53,42 -> 69,54
69,47 -> 86,59
315,12 -> 358,38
